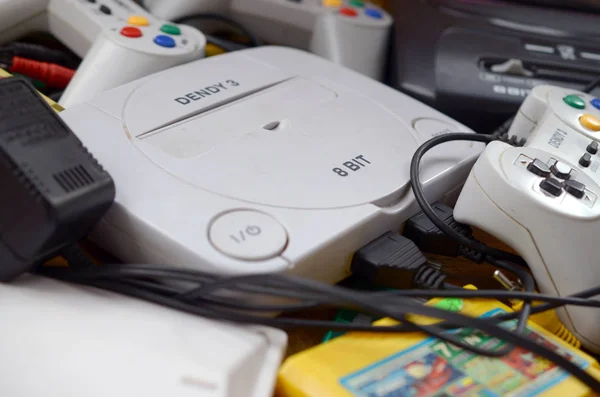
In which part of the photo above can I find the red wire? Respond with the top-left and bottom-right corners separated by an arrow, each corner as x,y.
9,56 -> 75,89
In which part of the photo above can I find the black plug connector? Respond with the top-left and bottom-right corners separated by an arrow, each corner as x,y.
403,202 -> 473,257
350,232 -> 447,290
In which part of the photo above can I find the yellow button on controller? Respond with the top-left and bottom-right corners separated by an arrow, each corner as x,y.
580,114 -> 600,131
322,0 -> 343,7
127,15 -> 149,26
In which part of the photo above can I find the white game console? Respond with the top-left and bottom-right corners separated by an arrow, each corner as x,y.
0,0 -> 206,107
57,46 -> 482,286
454,85 -> 600,352
142,0 -> 392,81
0,275 -> 286,397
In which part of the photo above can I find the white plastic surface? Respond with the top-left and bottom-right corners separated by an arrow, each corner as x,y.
143,0 -> 393,80
454,85 -> 600,352
48,0 -> 156,57
209,210 -> 289,260
0,0 -> 206,107
58,46 -> 482,287
0,0 -> 48,44
0,275 -> 287,397
58,19 -> 206,108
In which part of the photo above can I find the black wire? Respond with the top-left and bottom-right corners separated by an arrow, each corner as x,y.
409,132 -> 528,267
176,273 -> 512,357
173,13 -> 262,47
48,269 -> 600,391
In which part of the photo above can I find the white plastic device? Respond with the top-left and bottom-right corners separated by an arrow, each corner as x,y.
143,0 -> 392,81
0,0 -> 206,108
0,275 -> 287,397
58,46 -> 483,287
454,84 -> 600,352
0,0 -> 48,45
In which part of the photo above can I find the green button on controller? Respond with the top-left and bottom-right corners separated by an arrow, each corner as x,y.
160,24 -> 181,35
564,94 -> 586,109
349,0 -> 365,7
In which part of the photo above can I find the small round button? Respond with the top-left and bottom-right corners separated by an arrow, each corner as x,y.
587,141 -> 599,154
340,7 -> 359,17
209,210 -> 288,261
580,114 -> 600,131
127,15 -> 149,26
591,98 -> 600,111
365,8 -> 384,19
99,4 -> 112,15
551,161 -> 571,179
322,0 -> 342,6
564,94 -> 586,109
349,0 -> 365,7
153,35 -> 176,48
120,26 -> 142,38
580,153 -> 592,167
160,24 -> 181,35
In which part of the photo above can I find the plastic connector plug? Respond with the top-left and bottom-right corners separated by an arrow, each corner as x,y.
403,202 -> 473,257
351,232 -> 447,290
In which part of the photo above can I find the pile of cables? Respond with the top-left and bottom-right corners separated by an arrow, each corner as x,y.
0,42 -> 79,99
40,125 -> 600,392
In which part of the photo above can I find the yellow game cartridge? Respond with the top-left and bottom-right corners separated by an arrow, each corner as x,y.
277,292 -> 600,397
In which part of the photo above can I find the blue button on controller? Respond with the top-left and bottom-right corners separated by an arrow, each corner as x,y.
591,98 -> 600,110
365,8 -> 384,19
154,35 -> 176,48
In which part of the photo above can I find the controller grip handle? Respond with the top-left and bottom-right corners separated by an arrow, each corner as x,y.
310,12 -> 389,81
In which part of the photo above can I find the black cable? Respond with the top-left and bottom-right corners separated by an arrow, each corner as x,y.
409,132 -> 527,266
173,13 -> 262,47
44,267 -> 600,391
61,244 -> 95,269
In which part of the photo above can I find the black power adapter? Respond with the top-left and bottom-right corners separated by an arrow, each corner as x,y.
0,76 -> 115,280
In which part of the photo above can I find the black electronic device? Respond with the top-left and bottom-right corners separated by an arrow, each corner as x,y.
387,0 -> 600,133
0,76 -> 114,280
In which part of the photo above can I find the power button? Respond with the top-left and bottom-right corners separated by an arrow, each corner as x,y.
209,210 -> 288,261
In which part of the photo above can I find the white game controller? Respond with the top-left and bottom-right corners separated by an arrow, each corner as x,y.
143,0 -> 393,81
454,85 -> 600,352
57,17 -> 206,107
50,0 -> 206,107
0,0 -> 206,108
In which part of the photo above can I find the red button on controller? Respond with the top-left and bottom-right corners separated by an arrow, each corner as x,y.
339,7 -> 358,17
120,26 -> 143,38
